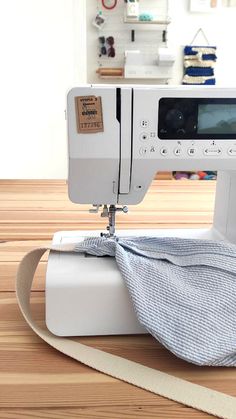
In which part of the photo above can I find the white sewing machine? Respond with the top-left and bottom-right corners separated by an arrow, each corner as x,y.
46,85 -> 236,337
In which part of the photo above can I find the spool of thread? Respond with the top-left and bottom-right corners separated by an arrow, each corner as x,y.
189,174 -> 200,180
204,174 -> 216,180
197,171 -> 207,180
175,172 -> 189,180
96,67 -> 123,77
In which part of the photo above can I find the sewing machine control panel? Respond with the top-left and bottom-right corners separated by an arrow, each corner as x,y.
133,88 -> 236,161
137,127 -> 236,159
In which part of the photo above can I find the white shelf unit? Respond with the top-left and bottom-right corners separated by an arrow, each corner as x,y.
124,17 -> 171,29
88,0 -> 171,82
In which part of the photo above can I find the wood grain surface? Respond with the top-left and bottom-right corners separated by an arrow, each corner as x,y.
1,179 -> 236,419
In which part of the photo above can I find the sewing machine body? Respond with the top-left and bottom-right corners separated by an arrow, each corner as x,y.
46,227 -> 224,336
68,85 -> 236,206
46,85 -> 236,336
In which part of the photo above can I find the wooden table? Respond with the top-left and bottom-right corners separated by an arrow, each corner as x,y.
1,179 -> 235,418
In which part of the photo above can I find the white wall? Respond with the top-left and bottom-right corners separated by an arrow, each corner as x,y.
0,0 -> 86,179
1,0 -> 236,178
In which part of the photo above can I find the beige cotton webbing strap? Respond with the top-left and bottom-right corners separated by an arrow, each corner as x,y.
16,244 -> 236,419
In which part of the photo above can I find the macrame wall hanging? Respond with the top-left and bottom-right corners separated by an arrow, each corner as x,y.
182,28 -> 217,85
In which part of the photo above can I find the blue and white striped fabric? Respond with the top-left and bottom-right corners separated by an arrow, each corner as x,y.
183,45 -> 217,85
75,236 -> 236,366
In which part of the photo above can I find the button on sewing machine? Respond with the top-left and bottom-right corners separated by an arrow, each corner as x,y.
188,148 -> 196,156
204,148 -> 222,156
160,147 -> 168,156
160,128 -> 167,135
174,147 -> 181,156
177,128 -> 185,136
140,119 -> 149,128
140,133 -> 148,141
228,148 -> 236,156
139,147 -> 148,156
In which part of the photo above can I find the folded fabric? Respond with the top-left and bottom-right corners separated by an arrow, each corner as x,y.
75,236 -> 236,367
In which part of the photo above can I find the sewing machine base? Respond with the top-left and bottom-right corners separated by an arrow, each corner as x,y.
46,228 -> 224,337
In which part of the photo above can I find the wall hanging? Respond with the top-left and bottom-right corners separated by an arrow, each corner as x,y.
182,28 -> 217,85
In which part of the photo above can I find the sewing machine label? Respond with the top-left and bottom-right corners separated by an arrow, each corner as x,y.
76,96 -> 104,133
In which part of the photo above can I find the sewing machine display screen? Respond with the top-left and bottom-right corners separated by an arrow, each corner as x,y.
198,104 -> 236,135
158,98 -> 236,139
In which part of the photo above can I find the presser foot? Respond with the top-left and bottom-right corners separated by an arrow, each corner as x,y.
89,204 -> 128,238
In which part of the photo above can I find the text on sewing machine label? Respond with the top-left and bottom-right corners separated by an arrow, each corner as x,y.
76,96 -> 104,133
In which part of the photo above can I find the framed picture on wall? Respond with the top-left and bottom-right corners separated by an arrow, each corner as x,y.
189,0 -> 218,12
